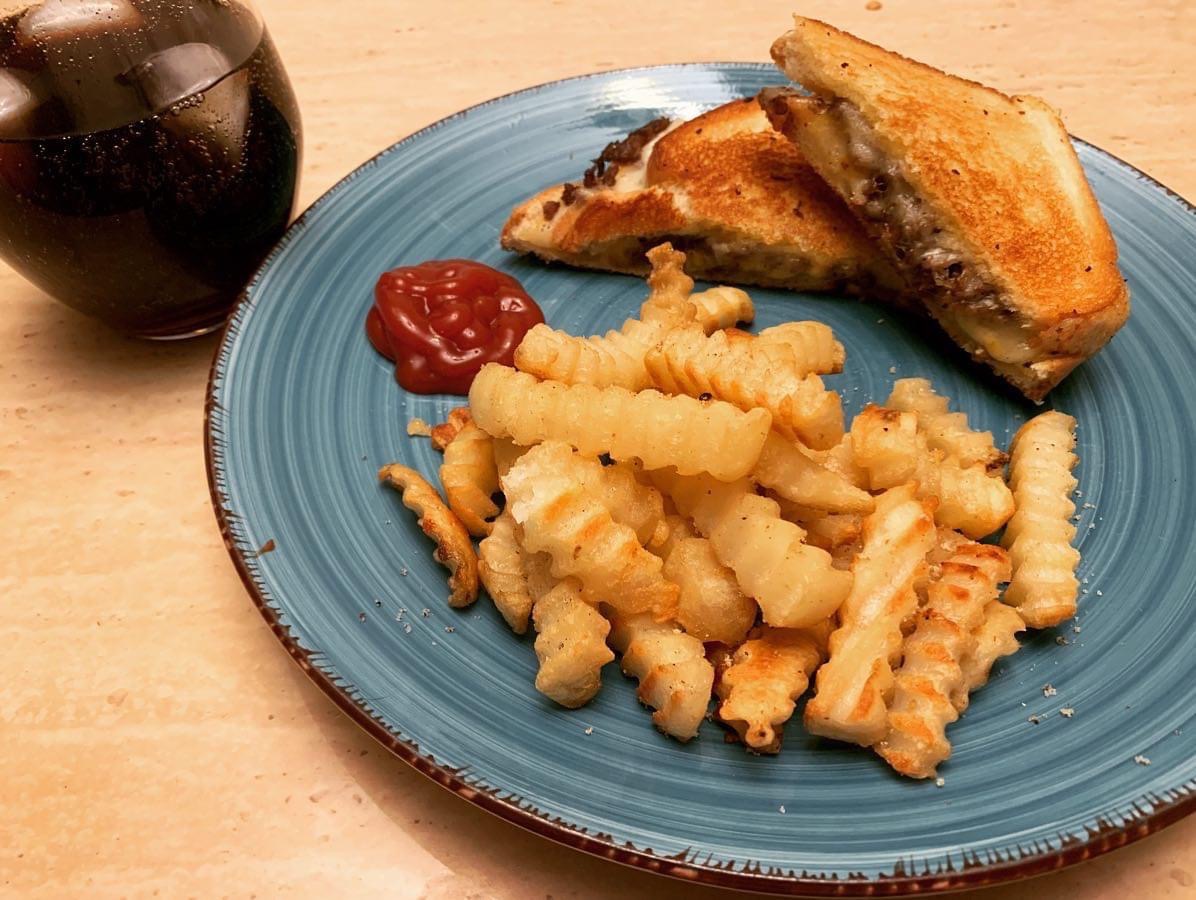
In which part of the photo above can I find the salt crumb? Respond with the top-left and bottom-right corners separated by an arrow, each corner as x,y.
396,608 -> 406,621
444,625 -> 455,634
1042,684 -> 1057,697
1020,701 -> 1027,707
1060,707 -> 1075,718
403,623 -> 412,634
584,726 -> 594,736
1082,502 -> 1096,509
888,366 -> 897,374
400,567 -> 408,577
934,777 -> 945,788
1055,636 -> 1069,646
1073,625 -> 1082,633
421,608 -> 431,618
1096,590 -> 1103,597
1134,755 -> 1151,766
778,805 -> 786,814
357,612 -> 367,623
373,599 -> 382,608
1028,714 -> 1045,724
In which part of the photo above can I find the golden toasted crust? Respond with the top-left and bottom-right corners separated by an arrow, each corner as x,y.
500,98 -> 898,294
646,99 -> 886,271
768,17 -> 1129,399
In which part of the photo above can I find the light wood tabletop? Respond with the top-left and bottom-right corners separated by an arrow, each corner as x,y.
3,1 -> 1194,897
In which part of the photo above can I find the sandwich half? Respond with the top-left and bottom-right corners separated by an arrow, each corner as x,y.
501,96 -> 900,297
764,17 -> 1129,401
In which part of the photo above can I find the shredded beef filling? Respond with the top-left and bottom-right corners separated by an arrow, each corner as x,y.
582,117 -> 672,188
828,100 -> 1011,319
570,233 -> 872,293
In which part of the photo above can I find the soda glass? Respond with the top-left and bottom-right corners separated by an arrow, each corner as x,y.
0,0 -> 301,337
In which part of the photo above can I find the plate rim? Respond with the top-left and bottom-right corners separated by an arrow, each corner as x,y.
203,61 -> 1196,896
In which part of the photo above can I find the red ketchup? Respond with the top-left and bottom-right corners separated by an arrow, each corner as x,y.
366,260 -> 544,395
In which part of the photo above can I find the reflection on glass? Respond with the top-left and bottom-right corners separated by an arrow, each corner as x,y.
0,0 -> 301,338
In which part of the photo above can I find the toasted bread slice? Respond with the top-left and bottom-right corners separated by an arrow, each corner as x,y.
501,97 -> 900,297
765,17 -> 1129,401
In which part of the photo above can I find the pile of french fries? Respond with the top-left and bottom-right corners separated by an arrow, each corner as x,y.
380,244 -> 1081,780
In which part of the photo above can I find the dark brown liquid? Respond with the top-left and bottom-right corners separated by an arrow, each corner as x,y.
0,0 -> 301,336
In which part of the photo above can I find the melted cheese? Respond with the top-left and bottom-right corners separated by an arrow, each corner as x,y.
944,309 -> 1036,364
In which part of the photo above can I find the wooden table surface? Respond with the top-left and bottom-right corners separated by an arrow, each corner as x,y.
4,1 -> 1194,897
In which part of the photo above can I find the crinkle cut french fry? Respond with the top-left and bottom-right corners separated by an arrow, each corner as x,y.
849,405 -> 921,489
439,421 -> 500,536
814,433 -> 870,489
956,601 -> 1025,710
642,242 -> 695,322
430,407 -> 473,451
523,548 -> 559,604
583,461 -> 665,547
661,537 -> 757,645
407,417 -> 433,438
495,441 -> 663,547
756,321 -> 845,375
651,469 -> 851,628
721,323 -> 844,382
850,405 -> 1013,539
502,441 -> 678,620
936,460 -> 1016,540
514,324 -> 656,391
804,484 -> 937,747
607,610 -> 713,741
717,626 -> 824,753
886,378 -> 1006,473
513,244 -> 701,390
1001,411 -> 1081,628
378,464 -> 478,608
470,364 -> 770,481
753,431 -> 874,514
876,542 -> 1011,778
651,513 -> 698,560
491,437 -> 527,480
645,326 -> 843,449
533,579 -> 615,708
688,285 -> 755,332
772,497 -> 862,556
912,527 -> 972,606
478,510 -> 536,634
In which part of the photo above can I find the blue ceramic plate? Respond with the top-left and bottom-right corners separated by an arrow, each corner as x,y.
206,64 -> 1196,894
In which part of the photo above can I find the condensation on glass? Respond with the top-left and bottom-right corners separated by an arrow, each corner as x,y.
0,0 -> 301,337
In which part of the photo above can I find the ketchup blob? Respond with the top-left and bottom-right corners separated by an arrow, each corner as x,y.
366,259 -> 544,395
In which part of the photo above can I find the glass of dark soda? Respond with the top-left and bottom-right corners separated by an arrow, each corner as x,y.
0,0 -> 301,338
